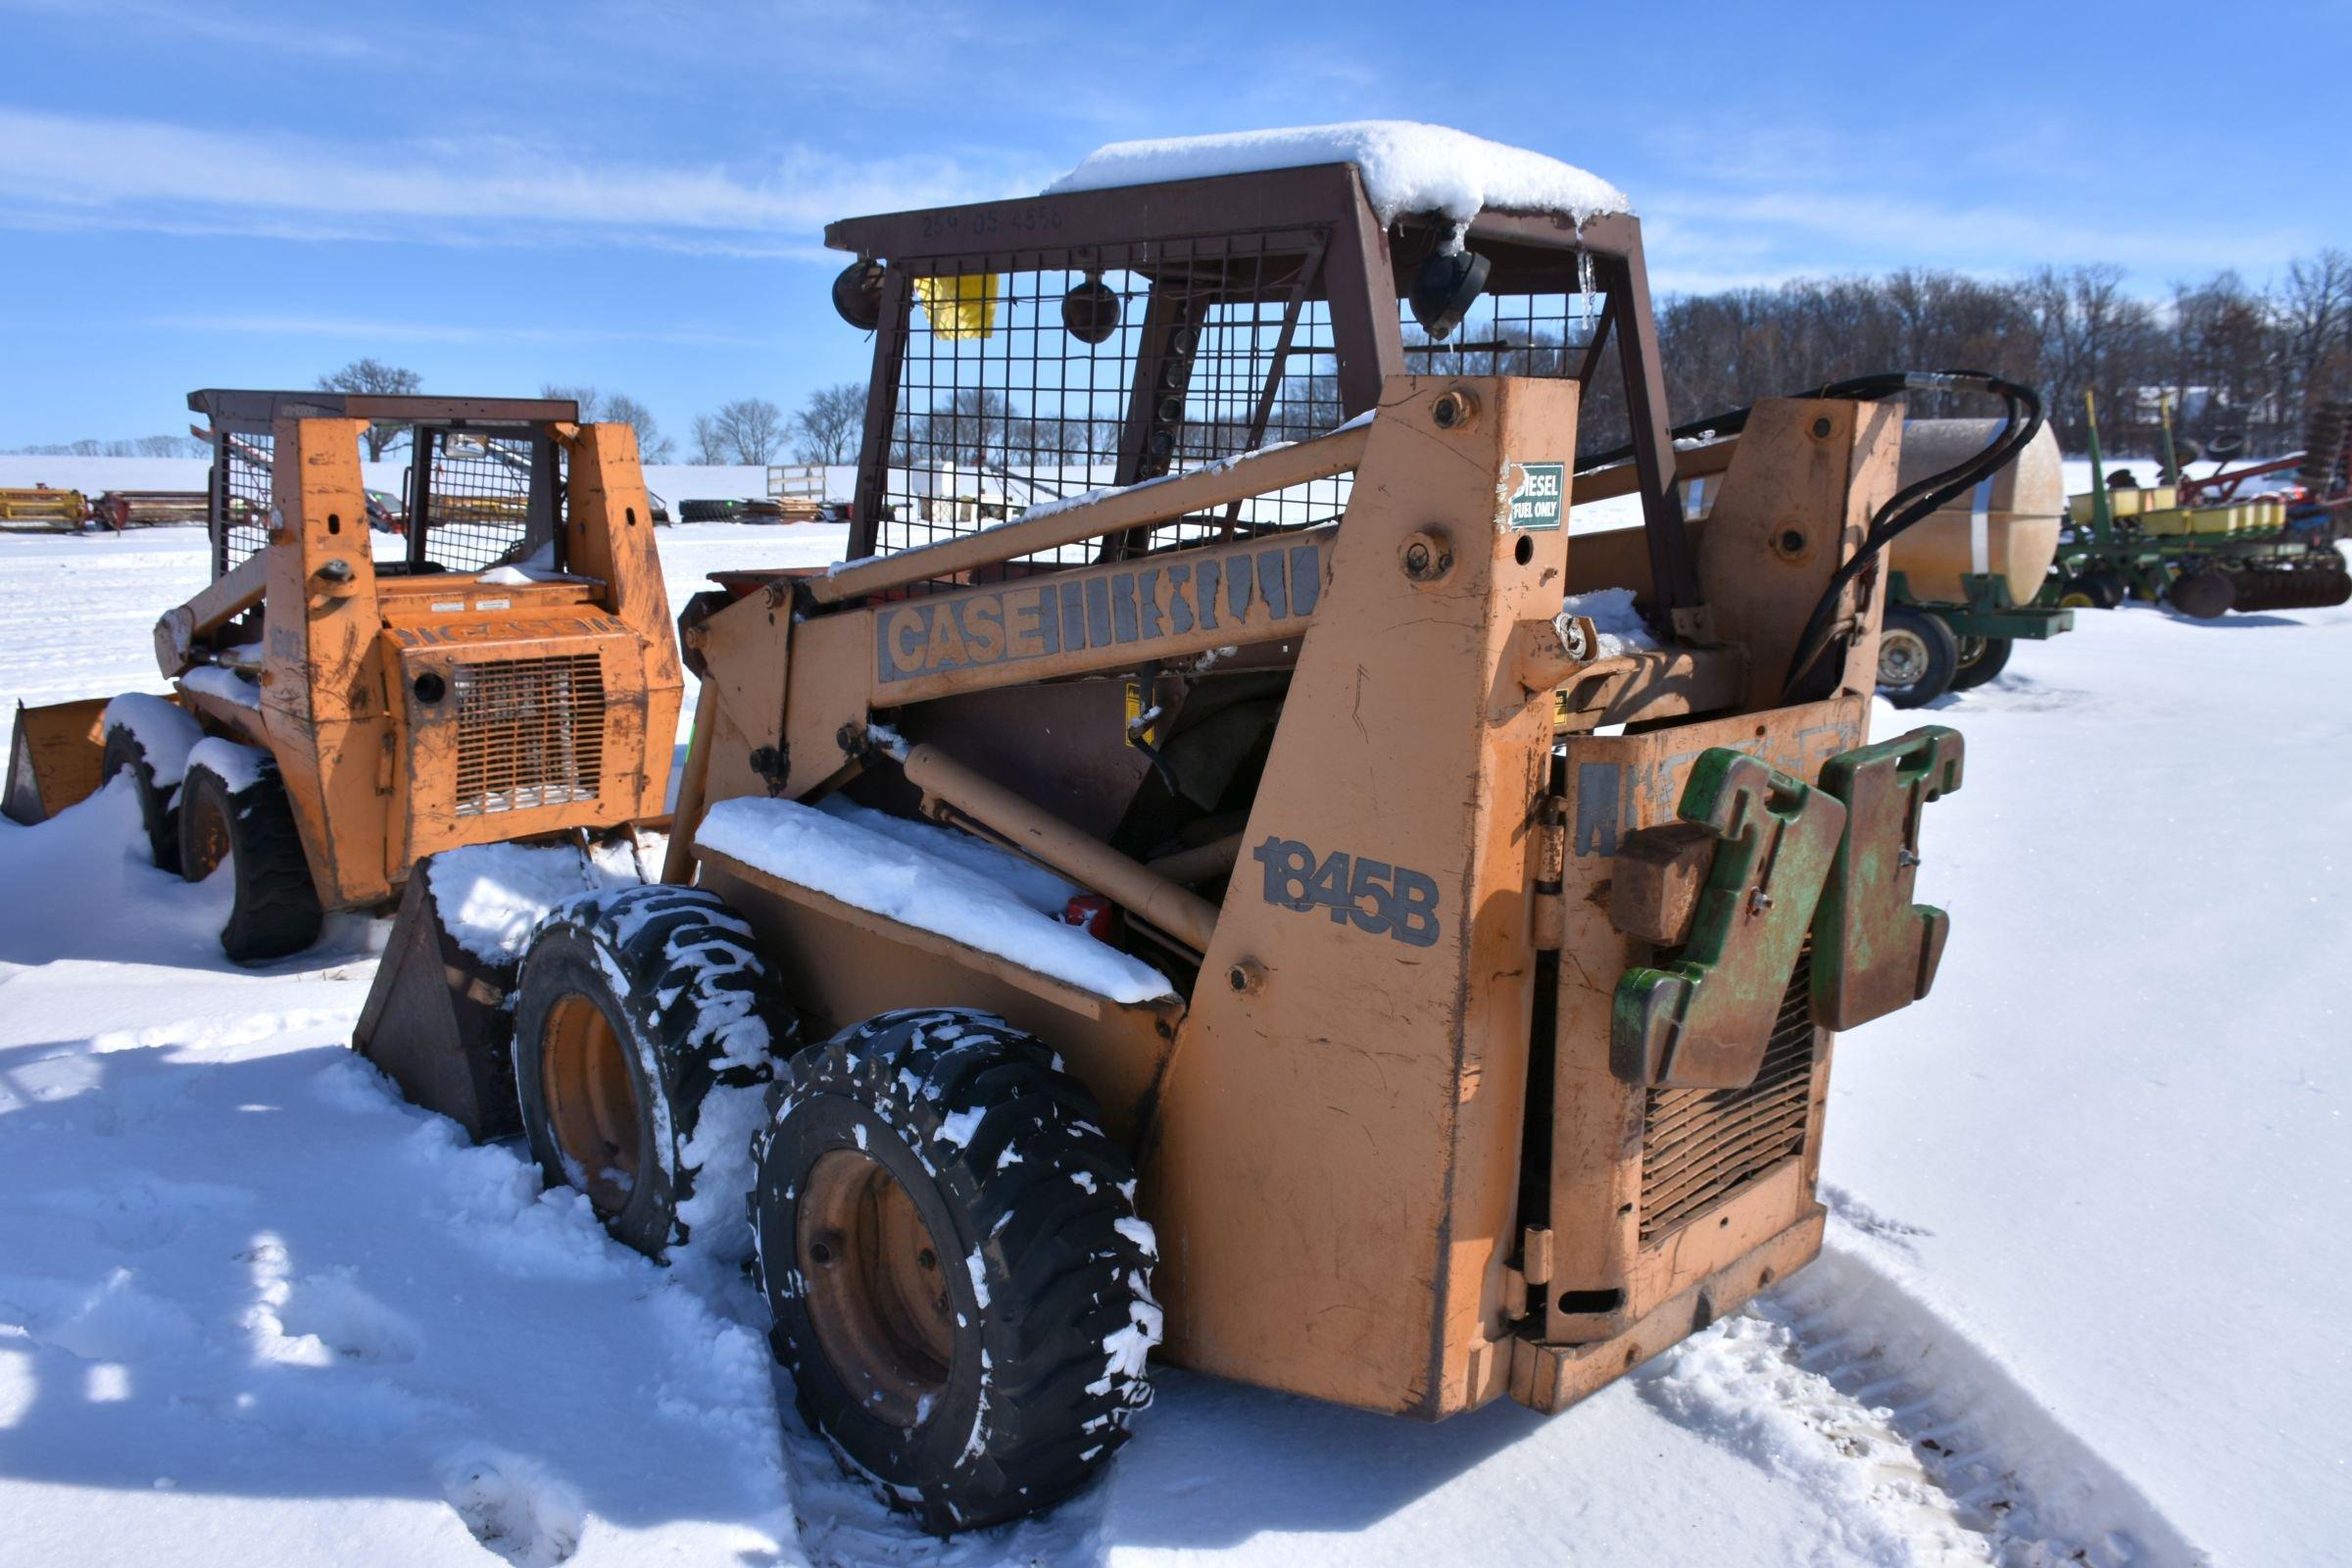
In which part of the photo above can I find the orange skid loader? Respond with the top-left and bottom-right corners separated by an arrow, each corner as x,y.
353,131 -> 2036,1533
4,392 -> 681,999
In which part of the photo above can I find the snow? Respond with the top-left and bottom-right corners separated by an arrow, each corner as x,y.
423,842 -> 642,965
1047,121 -> 1633,226
1557,586 -> 1657,657
99,691 -> 203,785
2,509 -> 2348,1564
0,457 -> 857,509
178,665 -> 262,710
184,736 -> 269,796
695,796 -> 1175,1004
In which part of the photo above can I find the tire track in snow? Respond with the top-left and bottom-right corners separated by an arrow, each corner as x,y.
1642,1232 -> 2210,1567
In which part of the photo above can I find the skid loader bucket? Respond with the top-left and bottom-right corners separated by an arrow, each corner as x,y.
4,698 -> 112,826
351,866 -> 526,1142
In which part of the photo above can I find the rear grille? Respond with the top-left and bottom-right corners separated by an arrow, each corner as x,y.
452,655 -> 605,817
1637,952 -> 1819,1244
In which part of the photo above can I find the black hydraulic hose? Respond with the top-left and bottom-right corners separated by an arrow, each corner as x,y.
1778,371 -> 2046,700
1575,371 -> 1926,474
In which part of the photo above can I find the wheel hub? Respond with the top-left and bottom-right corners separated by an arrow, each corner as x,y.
799,1148 -> 955,1428
183,791 -> 232,882
1878,627 -> 1930,687
540,995 -> 643,1218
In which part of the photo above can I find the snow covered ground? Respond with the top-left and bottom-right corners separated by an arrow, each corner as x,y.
2,518 -> 2345,1566
0,457 -> 853,509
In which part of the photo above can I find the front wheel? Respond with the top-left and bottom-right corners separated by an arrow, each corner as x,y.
514,884 -> 796,1257
1876,606 -> 1961,709
752,1009 -> 1159,1534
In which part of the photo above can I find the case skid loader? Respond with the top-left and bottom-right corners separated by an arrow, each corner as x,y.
362,133 -> 2032,1533
2,391 -> 681,969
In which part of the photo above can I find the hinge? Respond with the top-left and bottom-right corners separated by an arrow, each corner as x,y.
1520,1226 -> 1555,1287
1532,795 -> 1567,951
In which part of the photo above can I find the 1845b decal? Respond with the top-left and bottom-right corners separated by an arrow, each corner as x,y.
1251,836 -> 1441,947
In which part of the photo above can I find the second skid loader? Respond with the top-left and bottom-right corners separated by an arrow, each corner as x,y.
3,391 -> 681,983
359,124 -> 2028,1532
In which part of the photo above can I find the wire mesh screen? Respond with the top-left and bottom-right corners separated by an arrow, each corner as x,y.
419,430 -> 541,573
872,234 -> 1354,579
452,653 -> 605,816
1399,289 -> 1599,378
213,432 -> 274,577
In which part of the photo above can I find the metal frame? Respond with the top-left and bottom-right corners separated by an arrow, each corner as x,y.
826,169 -> 1699,616
187,390 -> 580,581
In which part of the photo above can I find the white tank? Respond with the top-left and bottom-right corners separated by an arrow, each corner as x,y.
1885,419 -> 2064,605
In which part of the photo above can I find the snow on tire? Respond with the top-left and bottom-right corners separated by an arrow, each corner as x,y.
100,692 -> 203,873
751,1007 -> 1159,1534
514,884 -> 796,1259
175,744 -> 322,963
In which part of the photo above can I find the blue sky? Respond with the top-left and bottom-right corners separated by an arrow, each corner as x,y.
0,0 -> 2341,449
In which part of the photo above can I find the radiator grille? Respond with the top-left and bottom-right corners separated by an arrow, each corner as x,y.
1638,953 -> 1819,1244
452,655 -> 605,817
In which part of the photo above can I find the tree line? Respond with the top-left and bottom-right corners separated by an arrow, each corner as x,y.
16,255 -> 2348,469
1610,253 -> 2352,459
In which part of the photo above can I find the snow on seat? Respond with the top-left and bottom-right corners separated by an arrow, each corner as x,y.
1045,120 -> 1633,225
696,796 -> 1176,1005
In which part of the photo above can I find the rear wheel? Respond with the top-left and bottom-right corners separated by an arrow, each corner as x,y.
176,750 -> 322,962
1946,633 -> 2013,692
752,1008 -> 1159,1533
514,884 -> 795,1257
1876,606 -> 1960,709
102,712 -> 194,873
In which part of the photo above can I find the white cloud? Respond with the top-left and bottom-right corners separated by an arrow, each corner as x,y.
0,108 -> 1044,249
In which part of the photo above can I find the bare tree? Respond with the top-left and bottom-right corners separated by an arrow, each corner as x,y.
602,393 -> 674,462
539,383 -> 607,421
690,413 -> 728,465
792,383 -> 866,464
704,398 -> 787,464
318,358 -> 423,459
2280,250 -> 2352,413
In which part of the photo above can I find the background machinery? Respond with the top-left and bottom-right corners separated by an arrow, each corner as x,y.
3,390 -> 681,961
1680,418 -> 2069,705
2052,393 -> 2352,617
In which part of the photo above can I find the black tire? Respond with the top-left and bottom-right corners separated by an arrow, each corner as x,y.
515,884 -> 796,1257
1946,633 -> 2014,692
752,1008 -> 1158,1534
176,752 -> 323,962
2082,570 -> 2128,610
1876,605 -> 1961,709
678,499 -> 745,522
102,719 -> 186,874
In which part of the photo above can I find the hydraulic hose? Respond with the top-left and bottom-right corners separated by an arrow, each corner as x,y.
1776,371 -> 2046,700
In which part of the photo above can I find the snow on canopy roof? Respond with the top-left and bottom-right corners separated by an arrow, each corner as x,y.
1044,121 -> 1632,226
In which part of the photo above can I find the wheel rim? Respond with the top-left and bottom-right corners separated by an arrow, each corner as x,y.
1954,635 -> 1986,670
1877,627 -> 1930,688
540,995 -> 644,1217
184,789 -> 232,881
2058,591 -> 2094,609
799,1149 -> 956,1428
